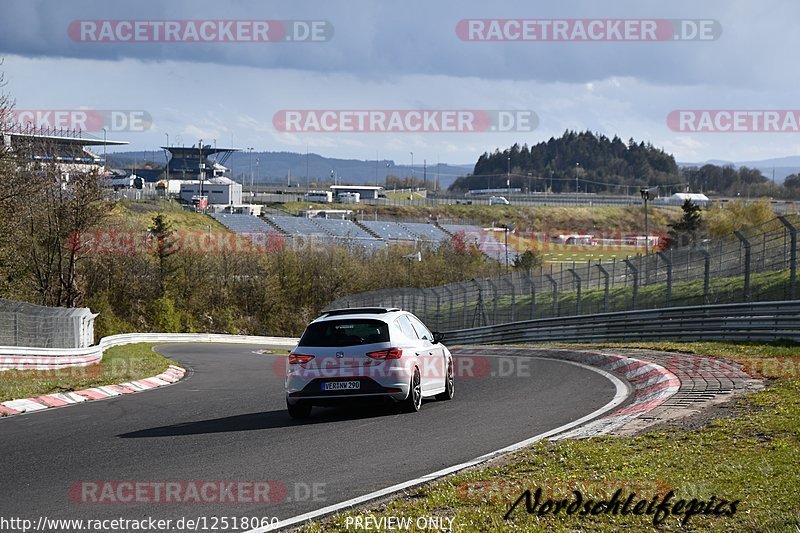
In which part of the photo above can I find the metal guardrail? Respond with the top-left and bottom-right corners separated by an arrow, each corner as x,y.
329,216 -> 800,331
442,300 -> 800,345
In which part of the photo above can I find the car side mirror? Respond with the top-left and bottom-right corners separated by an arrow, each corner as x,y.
432,332 -> 444,344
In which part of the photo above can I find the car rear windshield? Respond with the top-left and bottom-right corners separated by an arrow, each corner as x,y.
298,319 -> 390,347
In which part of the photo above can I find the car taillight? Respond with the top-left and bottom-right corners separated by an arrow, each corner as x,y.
366,348 -> 403,360
289,354 -> 315,365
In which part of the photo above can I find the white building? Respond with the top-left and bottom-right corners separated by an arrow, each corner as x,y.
668,193 -> 711,207
179,177 -> 242,205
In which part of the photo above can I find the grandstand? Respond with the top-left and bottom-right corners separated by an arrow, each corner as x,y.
209,214 -> 283,248
399,222 -> 451,243
311,218 -> 374,240
267,215 -> 386,253
210,213 -> 274,234
359,220 -> 421,241
267,216 -> 328,237
441,224 -> 520,263
212,213 -> 515,262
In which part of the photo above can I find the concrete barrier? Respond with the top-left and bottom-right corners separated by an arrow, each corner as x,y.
0,333 -> 299,371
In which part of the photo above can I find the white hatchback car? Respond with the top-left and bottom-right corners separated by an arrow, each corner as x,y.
285,308 -> 454,418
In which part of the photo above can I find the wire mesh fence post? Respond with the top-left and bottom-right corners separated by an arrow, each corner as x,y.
461,282 -> 469,329
597,263 -> 610,313
486,278 -> 499,325
527,269 -> 536,320
470,279 -> 488,327
611,257 -> 617,287
430,287 -> 442,332
699,249 -> 711,305
657,251 -> 672,307
735,231 -> 752,302
544,274 -> 558,316
502,277 -> 516,323
778,216 -> 797,299
567,268 -> 582,315
624,259 -> 638,310
442,285 -> 455,331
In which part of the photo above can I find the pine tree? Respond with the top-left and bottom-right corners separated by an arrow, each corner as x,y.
665,200 -> 705,249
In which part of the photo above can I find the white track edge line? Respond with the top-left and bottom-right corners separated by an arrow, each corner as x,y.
247,357 -> 630,533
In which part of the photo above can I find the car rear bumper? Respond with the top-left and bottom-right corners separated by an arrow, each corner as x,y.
285,376 -> 409,405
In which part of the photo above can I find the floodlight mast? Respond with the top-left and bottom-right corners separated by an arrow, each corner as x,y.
640,186 -> 657,255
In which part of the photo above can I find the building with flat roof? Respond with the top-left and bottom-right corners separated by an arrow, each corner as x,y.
330,185 -> 383,200
179,176 -> 242,206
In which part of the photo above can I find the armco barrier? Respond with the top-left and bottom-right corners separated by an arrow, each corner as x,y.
0,333 -> 300,371
442,300 -> 800,345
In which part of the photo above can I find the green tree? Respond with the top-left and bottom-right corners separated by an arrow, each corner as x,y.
150,295 -> 182,333
665,200 -> 705,249
149,214 -> 177,294
512,250 -> 542,271
706,199 -> 774,237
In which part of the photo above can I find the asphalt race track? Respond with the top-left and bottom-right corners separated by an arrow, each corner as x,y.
0,344 -> 621,529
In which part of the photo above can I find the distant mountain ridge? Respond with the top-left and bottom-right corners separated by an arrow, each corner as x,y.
106,150 -> 471,188
679,156 -> 800,182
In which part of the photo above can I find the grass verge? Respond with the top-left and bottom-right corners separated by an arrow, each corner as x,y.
301,342 -> 800,532
0,343 -> 178,403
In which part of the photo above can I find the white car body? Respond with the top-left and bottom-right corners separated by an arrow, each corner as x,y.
284,308 -> 454,417
489,196 -> 510,205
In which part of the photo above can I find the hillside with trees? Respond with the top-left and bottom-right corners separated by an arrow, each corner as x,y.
449,130 -> 796,198
450,130 -> 679,193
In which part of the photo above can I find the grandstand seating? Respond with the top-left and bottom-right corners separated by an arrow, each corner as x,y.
210,213 -> 275,234
311,218 -> 374,240
267,216 -> 328,237
399,222 -> 450,242
210,214 -> 516,262
359,220 -> 420,241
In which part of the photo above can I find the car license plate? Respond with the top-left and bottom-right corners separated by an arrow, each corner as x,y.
323,381 -> 361,391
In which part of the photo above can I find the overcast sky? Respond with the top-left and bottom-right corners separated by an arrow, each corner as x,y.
1,0 -> 798,166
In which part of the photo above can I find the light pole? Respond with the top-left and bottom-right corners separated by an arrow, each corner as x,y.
507,156 -> 511,198
164,133 -> 170,182
575,162 -> 580,193
198,139 -> 205,211
640,186 -> 657,256
247,147 -> 254,189
410,152 -> 414,183
501,222 -> 515,273
102,128 -> 107,174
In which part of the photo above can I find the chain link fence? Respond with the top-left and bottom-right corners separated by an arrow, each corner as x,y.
324,215 -> 800,332
0,299 -> 97,348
